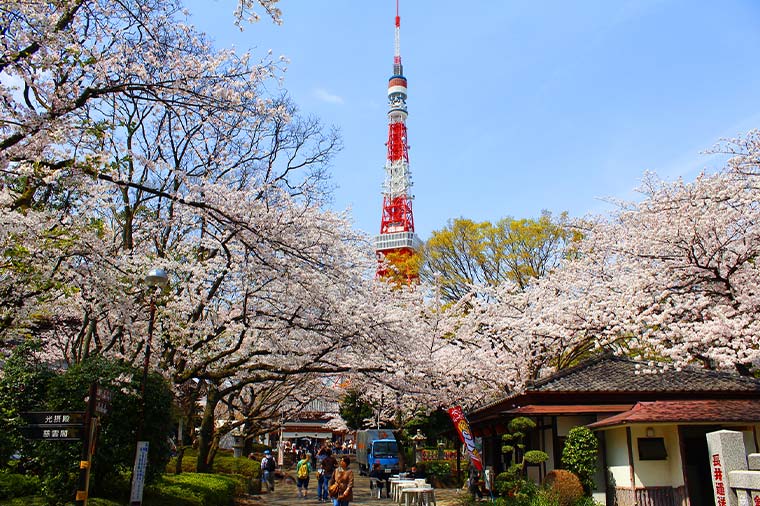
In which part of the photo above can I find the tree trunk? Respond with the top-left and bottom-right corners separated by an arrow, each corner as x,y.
196,386 -> 219,473
175,446 -> 185,475
208,432 -> 220,469
393,429 -> 407,471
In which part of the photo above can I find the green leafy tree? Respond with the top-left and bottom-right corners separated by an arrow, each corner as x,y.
561,426 -> 599,495
339,389 -> 375,430
421,212 -> 576,303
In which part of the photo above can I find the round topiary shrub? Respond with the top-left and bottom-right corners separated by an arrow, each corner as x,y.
544,469 -> 583,506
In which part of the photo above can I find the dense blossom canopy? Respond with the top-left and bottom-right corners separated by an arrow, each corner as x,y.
448,132 -> 760,396
2,1 -> 759,449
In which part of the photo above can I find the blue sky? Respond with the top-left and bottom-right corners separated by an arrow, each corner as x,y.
186,0 -> 760,240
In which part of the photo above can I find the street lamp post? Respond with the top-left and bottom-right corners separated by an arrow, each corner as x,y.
130,268 -> 168,506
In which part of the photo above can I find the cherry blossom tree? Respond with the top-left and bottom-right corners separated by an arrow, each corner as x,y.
1,0 -> 425,473
594,147 -> 760,373
448,131 -> 760,396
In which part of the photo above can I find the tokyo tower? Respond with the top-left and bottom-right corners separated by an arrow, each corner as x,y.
374,0 -> 422,280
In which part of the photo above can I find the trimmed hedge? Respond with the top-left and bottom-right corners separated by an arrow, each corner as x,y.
143,473 -> 239,506
0,474 -> 242,506
0,495 -> 122,506
167,453 -> 259,494
0,472 -> 40,499
0,497 -> 47,506
416,460 -> 466,487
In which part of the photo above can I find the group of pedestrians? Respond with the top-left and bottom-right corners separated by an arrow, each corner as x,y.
314,447 -> 354,505
262,445 -> 355,505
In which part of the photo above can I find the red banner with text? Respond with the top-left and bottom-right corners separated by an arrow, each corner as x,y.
447,406 -> 483,471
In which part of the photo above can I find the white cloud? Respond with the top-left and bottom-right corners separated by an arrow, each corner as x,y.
313,88 -> 344,104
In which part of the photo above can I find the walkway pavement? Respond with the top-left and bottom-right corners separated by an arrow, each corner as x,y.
235,463 -> 467,506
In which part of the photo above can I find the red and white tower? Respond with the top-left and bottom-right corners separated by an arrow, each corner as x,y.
375,1 -> 421,279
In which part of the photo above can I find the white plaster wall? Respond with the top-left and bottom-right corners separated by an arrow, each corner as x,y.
666,426 -> 684,487
605,428 -> 632,488
632,425 -> 679,488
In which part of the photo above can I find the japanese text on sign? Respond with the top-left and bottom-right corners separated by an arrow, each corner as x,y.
42,429 -> 71,439
711,454 -> 727,506
130,441 -> 149,503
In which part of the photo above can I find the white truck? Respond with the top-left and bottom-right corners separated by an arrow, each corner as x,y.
355,429 -> 399,476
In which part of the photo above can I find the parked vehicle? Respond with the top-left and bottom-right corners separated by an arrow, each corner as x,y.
356,429 -> 399,475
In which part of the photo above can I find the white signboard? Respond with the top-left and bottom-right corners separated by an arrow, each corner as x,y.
130,441 -> 149,505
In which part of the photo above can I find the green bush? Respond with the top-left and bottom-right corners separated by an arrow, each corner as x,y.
0,341 -> 56,468
169,453 -> 258,477
0,497 -> 48,506
421,460 -> 450,480
0,494 -> 133,506
167,453 -> 259,494
248,443 -> 270,455
524,451 -> 549,465
211,455 -> 258,479
0,347 -> 175,504
0,472 -> 41,499
88,499 -> 125,506
572,497 -> 603,506
561,427 -> 598,495
529,489 -> 560,506
143,473 -> 238,506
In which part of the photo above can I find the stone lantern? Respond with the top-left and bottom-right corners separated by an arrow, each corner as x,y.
231,430 -> 245,458
410,429 -> 427,465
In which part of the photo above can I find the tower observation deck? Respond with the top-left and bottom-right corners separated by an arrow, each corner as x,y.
374,1 -> 422,279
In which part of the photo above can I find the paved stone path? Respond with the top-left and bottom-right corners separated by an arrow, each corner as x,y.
234,463 -> 468,506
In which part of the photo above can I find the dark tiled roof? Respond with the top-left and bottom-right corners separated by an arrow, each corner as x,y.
468,354 -> 760,420
530,355 -> 760,393
588,399 -> 760,429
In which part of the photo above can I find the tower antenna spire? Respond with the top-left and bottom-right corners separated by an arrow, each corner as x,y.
394,0 -> 402,74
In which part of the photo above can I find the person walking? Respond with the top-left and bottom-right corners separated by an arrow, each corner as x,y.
296,452 -> 312,499
319,448 -> 338,502
260,449 -> 276,493
468,466 -> 484,501
316,448 -> 329,503
328,455 -> 354,506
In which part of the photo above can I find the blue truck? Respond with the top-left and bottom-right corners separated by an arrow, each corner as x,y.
356,429 -> 399,476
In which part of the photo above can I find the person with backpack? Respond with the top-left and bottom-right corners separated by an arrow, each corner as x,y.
260,449 -> 277,492
296,452 -> 312,499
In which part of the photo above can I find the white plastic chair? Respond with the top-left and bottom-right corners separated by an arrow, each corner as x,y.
369,477 -> 387,499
